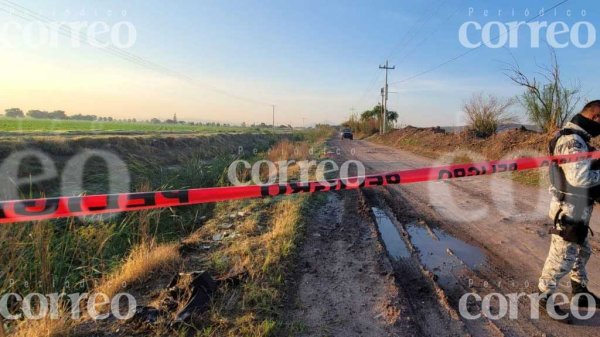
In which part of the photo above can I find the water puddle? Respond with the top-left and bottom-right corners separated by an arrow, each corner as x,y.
406,222 -> 486,288
371,206 -> 487,289
371,207 -> 411,260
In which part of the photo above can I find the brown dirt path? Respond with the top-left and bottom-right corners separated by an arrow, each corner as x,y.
330,139 -> 600,336
284,188 -> 469,336
284,191 -> 413,336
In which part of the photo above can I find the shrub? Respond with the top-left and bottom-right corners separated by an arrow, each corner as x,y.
463,93 -> 515,138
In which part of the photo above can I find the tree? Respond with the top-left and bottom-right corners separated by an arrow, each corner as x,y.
150,118 -> 161,124
360,104 -> 398,123
27,110 -> 49,119
4,108 -> 24,118
70,114 -> 97,121
506,49 -> 581,133
360,105 -> 379,121
48,110 -> 67,119
360,103 -> 398,130
463,93 -> 515,138
386,110 -> 398,124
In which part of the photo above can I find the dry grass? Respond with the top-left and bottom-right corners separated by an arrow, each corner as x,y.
10,314 -> 73,337
261,199 -> 303,274
370,126 -> 550,160
369,126 -> 554,186
96,242 -> 182,299
187,195 -> 308,336
175,137 -> 324,336
11,242 -> 182,337
7,134 -> 321,337
267,139 -> 310,162
265,139 -> 314,182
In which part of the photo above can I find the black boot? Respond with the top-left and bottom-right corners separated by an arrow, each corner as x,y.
571,280 -> 600,308
537,293 -> 572,324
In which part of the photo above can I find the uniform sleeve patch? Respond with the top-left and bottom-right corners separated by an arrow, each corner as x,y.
566,139 -> 585,150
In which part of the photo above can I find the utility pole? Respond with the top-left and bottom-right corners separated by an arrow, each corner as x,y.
380,87 -> 385,135
379,60 -> 395,134
302,117 -> 306,128
272,105 -> 275,129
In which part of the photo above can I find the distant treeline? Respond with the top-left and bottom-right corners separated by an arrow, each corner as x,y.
4,108 -> 102,121
2,108 -> 237,126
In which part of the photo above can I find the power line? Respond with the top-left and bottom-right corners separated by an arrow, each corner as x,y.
0,0 -> 275,107
351,0 -> 448,111
390,0 -> 569,85
384,0 -> 449,62
393,3 -> 462,65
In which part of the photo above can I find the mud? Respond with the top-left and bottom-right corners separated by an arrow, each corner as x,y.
284,192 -> 414,336
371,207 -> 410,260
326,138 -> 600,336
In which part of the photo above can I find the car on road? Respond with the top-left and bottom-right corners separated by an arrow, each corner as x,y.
341,128 -> 353,140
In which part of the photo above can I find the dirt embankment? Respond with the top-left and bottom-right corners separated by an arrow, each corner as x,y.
366,126 -> 588,187
368,126 -> 552,161
0,133 -> 279,167
369,126 -> 600,160
0,133 -> 281,198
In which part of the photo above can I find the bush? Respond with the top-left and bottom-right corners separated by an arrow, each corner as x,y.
463,93 -> 515,138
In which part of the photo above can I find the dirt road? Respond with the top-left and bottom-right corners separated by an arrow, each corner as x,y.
288,139 -> 600,337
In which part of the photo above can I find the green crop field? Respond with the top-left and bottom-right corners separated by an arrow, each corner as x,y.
0,117 -> 259,134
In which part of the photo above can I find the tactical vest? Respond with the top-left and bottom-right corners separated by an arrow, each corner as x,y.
548,128 -> 600,205
548,128 -> 599,243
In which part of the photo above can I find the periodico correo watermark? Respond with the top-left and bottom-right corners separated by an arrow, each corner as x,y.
0,291 -> 136,320
459,291 -> 597,321
459,7 -> 595,49
0,8 -> 136,49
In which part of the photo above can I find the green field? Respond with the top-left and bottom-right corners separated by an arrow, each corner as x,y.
0,117 -> 259,134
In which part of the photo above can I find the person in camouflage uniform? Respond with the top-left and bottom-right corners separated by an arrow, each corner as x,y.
538,100 -> 600,323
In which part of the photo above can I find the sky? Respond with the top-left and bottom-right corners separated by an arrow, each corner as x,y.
0,0 -> 598,127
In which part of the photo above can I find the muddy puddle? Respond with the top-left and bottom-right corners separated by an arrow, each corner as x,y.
406,221 -> 486,288
371,207 -> 411,260
372,207 -> 486,289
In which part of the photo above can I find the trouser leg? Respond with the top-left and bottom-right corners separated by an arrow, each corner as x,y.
570,238 -> 591,286
539,234 -> 579,294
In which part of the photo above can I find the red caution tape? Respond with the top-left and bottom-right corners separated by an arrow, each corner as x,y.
0,151 -> 599,224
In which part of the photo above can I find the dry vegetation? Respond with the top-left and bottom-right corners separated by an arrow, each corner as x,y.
370,126 -> 550,159
180,195 -> 310,336
369,126 -> 558,186
96,242 -> 183,300
5,127 -> 333,336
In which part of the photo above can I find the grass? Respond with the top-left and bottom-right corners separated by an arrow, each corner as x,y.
0,116 -> 282,134
181,193 -> 311,337
179,136 -> 332,337
96,242 -> 183,299
11,242 -> 183,337
0,134 -> 258,336
6,127 -> 334,336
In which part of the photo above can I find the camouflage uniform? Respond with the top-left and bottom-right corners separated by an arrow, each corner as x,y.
538,122 -> 600,295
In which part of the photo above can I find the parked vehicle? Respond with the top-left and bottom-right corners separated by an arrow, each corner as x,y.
341,128 -> 353,140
